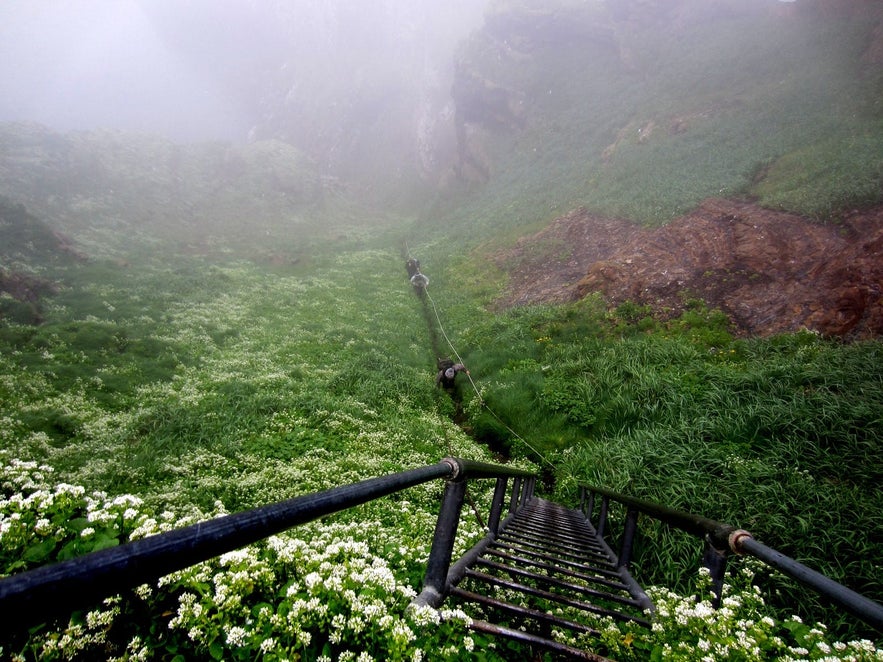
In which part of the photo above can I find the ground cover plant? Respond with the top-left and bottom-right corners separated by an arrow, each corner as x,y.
0,246 -> 524,660
425,6 -> 883,244
2,242 -> 882,659
2,2 -> 883,659
424,281 -> 883,641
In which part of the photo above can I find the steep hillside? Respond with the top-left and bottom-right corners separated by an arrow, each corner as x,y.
0,197 -> 82,323
436,0 -> 883,234
0,123 -> 323,258
492,199 -> 883,339
434,0 -> 883,340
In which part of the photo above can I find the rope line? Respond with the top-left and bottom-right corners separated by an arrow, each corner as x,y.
424,289 -> 480,395
422,284 -> 556,471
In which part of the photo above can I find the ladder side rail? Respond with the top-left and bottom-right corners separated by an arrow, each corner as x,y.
579,484 -> 734,549
582,485 -> 734,606
0,457 -> 538,632
583,503 -> 655,612
735,536 -> 883,632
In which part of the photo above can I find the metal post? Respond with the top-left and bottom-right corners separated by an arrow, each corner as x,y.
579,486 -> 587,516
524,477 -> 536,504
618,507 -> 639,569
415,478 -> 467,607
597,496 -> 610,540
488,478 -> 507,536
702,541 -> 728,608
585,491 -> 595,524
509,477 -> 523,514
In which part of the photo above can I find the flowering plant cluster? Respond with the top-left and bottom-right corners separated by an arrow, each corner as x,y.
0,457 -> 481,661
586,563 -> 882,661
0,457 -> 144,575
156,524 -> 475,662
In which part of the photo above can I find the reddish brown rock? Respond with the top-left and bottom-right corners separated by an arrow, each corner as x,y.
492,199 -> 883,339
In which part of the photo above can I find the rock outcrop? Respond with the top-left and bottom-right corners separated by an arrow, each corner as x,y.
493,199 -> 883,339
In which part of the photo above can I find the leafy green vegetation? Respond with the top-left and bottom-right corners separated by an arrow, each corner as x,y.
429,7 -> 883,243
2,1 -> 883,659
2,242 -> 881,658
416,264 -> 883,639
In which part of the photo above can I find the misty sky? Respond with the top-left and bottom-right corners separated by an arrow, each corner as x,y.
0,0 -> 488,144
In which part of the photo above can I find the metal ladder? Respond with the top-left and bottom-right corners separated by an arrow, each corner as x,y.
447,497 -> 651,660
3,458 -> 881,658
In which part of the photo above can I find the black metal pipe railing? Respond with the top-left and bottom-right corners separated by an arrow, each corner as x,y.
415,459 -> 537,608
578,484 -> 883,633
737,536 -> 883,632
580,484 -> 736,550
0,457 -> 537,632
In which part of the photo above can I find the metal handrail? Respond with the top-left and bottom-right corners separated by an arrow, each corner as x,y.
414,460 -> 538,607
578,484 -> 883,633
579,484 -> 736,549
0,458 -> 536,632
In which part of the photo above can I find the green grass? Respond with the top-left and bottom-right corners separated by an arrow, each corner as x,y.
414,264 -> 883,638
1,3 -> 882,657
423,9 -> 883,244
2,224 -> 882,654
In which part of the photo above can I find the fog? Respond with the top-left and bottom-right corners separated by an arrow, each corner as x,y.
0,0 -> 488,144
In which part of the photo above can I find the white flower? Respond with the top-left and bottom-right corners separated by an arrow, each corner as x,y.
226,626 -> 248,647
304,571 -> 322,590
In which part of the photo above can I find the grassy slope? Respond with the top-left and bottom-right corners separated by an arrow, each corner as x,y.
424,6 -> 882,246
1,1 -> 882,653
0,249 -> 502,511
402,4 -> 883,637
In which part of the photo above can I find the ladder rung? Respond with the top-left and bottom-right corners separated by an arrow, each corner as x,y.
473,558 -> 643,609
483,548 -> 631,593
450,586 -> 600,636
496,532 -> 612,564
463,568 -> 650,626
466,617 -> 614,661
490,539 -> 621,576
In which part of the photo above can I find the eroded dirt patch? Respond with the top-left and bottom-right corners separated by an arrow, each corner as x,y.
492,198 -> 883,339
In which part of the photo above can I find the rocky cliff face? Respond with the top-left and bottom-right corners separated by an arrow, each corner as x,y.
448,0 -> 883,186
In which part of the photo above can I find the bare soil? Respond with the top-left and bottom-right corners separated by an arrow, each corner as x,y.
491,198 -> 883,339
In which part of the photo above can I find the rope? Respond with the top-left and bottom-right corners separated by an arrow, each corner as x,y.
404,245 -> 556,469
422,285 -> 557,471
425,289 -> 480,394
